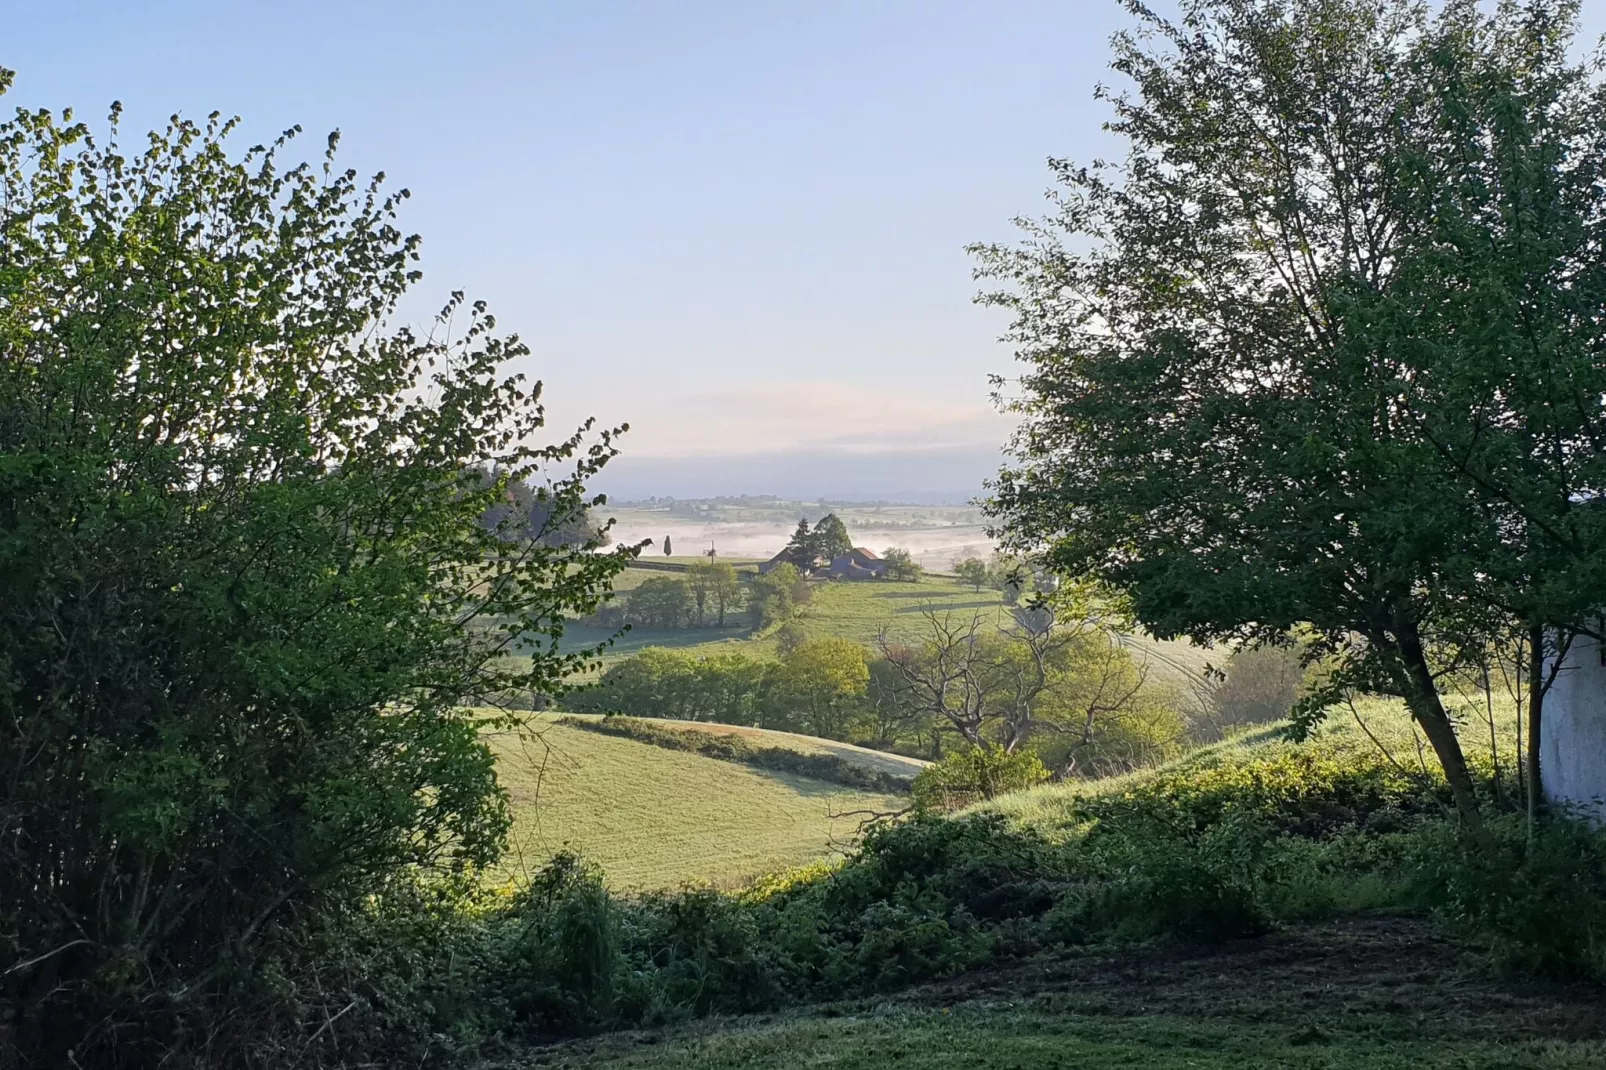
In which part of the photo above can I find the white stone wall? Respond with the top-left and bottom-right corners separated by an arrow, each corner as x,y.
1543,632 -> 1606,822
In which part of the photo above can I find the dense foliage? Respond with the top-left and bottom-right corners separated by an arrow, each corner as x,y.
910,746 -> 1050,811
976,0 -> 1606,826
571,616 -> 1184,769
571,640 -> 873,740
0,86 -> 628,1063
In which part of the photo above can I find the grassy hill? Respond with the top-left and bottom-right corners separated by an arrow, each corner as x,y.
487,716 -> 905,890
512,692 -> 1600,1070
971,691 -> 1523,833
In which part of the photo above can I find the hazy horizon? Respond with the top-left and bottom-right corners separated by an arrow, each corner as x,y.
4,1 -> 1132,501
11,3 -> 1600,502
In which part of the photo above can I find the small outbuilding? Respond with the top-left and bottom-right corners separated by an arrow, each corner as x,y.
1543,633 -> 1606,822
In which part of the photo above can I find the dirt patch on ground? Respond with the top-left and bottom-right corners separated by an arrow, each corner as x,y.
901,914 -> 1606,1043
513,915 -> 1606,1067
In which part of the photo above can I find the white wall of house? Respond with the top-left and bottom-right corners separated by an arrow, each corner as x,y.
1543,632 -> 1606,821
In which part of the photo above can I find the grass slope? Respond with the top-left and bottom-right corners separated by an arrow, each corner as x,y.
488,717 -> 904,890
558,712 -> 928,779
972,692 -> 1525,833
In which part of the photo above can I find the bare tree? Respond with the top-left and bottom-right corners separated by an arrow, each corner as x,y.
875,602 -> 1156,770
875,611 -> 991,747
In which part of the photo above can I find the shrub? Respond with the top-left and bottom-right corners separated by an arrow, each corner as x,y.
1410,813 -> 1606,980
912,745 -> 1050,811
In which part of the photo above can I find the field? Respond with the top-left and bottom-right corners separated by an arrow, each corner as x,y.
523,916 -> 1606,1068
487,716 -> 906,890
565,565 -> 1213,687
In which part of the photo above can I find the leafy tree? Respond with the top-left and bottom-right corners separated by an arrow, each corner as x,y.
628,576 -> 693,628
579,646 -> 769,723
865,655 -> 936,751
987,553 -> 1030,604
954,557 -> 990,592
694,650 -> 770,723
689,559 -> 743,627
477,471 -> 602,546
882,546 -> 922,582
1328,1 -> 1606,822
768,638 -> 871,739
0,87 -> 628,1060
663,534 -> 673,556
774,620 -> 811,656
812,513 -> 853,562
974,0 -> 1606,827
748,562 -> 807,629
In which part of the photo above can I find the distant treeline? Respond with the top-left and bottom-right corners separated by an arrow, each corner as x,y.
583,561 -> 810,631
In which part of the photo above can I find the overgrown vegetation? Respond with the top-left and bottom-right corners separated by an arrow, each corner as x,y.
910,745 -> 1050,811
308,733 -> 1606,1064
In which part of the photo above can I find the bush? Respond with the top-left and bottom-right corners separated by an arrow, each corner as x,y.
912,745 -> 1050,811
1064,808 -> 1274,942
1409,814 -> 1606,979
0,88 -> 626,1066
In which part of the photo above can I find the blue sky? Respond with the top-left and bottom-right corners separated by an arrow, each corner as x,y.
9,2 -> 1603,501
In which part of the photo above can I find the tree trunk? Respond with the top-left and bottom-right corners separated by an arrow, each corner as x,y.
1527,622 -> 1544,845
1395,627 -> 1483,833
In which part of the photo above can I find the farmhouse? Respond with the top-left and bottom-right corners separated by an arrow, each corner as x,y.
826,547 -> 888,581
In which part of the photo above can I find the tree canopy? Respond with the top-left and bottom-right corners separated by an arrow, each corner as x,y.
976,0 -> 1606,826
0,83 -> 629,1058
812,513 -> 854,561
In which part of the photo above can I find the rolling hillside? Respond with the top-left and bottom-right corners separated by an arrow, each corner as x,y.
487,716 -> 906,890
563,566 -> 1213,688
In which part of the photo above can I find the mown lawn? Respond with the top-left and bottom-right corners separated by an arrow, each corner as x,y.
521,915 -> 1606,1068
532,1008 -> 1605,1069
486,717 -> 904,890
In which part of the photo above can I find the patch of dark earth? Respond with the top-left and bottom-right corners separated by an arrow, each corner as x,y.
513,914 -> 1606,1063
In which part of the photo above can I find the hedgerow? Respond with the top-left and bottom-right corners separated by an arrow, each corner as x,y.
557,715 -> 913,793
